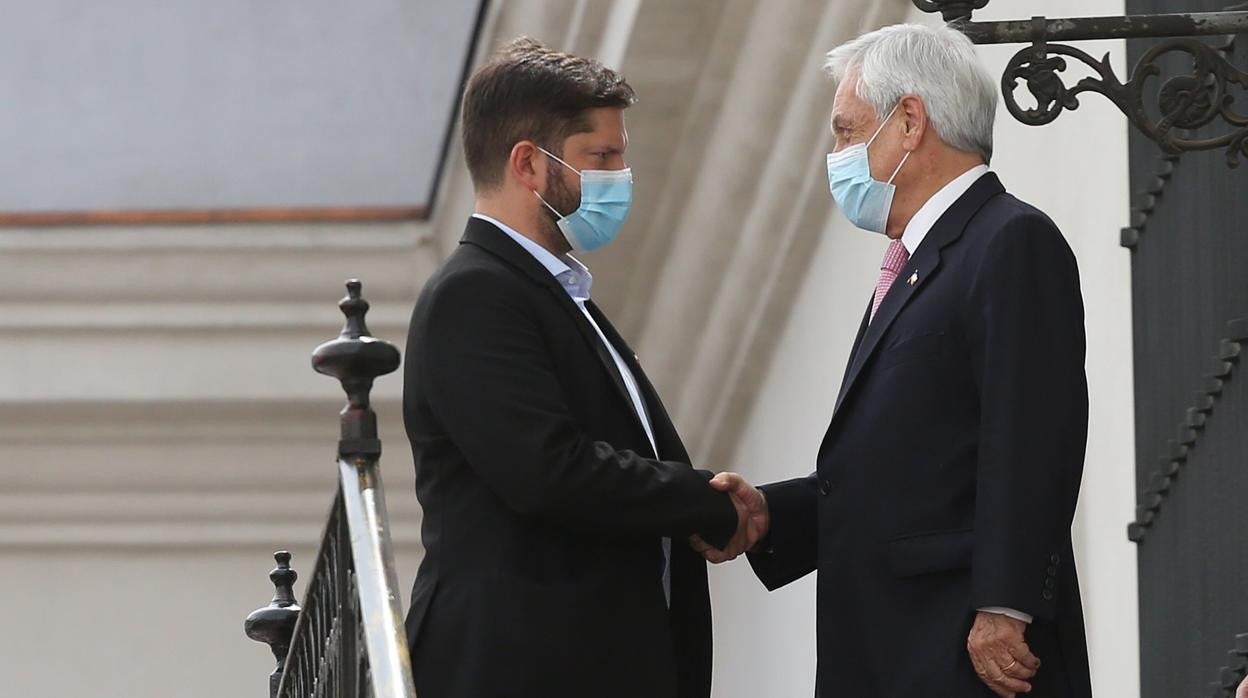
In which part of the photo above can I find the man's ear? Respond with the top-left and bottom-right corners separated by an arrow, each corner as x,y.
509,140 -> 544,192
899,94 -> 928,151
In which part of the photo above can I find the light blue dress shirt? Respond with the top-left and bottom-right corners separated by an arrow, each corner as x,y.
472,214 -> 673,603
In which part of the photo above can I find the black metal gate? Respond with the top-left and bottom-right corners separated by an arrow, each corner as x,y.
1122,2 -> 1248,694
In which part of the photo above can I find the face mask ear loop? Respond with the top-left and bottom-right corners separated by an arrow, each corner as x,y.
887,150 -> 912,185
537,146 -> 581,176
533,146 -> 579,218
533,190 -> 565,219
865,102 -> 902,149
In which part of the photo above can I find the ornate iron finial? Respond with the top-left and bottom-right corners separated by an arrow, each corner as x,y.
911,0 -> 989,22
245,551 -> 302,698
311,279 -> 402,460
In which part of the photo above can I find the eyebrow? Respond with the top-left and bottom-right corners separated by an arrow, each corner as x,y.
832,115 -> 852,133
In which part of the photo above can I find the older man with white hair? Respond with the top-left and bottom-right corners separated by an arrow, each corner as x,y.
697,23 -> 1093,698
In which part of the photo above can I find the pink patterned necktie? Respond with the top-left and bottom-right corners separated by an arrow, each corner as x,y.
870,239 -> 910,322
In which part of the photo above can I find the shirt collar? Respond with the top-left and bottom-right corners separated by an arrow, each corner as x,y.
900,164 -> 990,255
471,213 -> 593,301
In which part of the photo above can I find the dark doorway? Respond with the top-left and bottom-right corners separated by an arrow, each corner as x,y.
1124,2 -> 1248,695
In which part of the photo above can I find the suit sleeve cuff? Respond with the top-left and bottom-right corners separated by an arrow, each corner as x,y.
978,606 -> 1033,624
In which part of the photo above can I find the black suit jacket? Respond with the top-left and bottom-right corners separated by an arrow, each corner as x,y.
750,174 -> 1093,697
402,217 -> 738,698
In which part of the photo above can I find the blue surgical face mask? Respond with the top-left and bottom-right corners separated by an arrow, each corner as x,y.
826,103 -> 910,235
534,147 -> 633,252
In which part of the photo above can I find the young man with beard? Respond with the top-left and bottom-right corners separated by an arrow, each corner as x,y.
401,37 -> 757,698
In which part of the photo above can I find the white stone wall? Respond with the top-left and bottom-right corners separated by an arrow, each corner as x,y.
0,224 -> 435,696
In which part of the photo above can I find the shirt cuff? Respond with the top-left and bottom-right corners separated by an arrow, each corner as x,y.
978,606 -> 1034,624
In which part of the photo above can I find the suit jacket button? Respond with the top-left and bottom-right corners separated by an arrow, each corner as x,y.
1046,566 -> 1058,576
818,478 -> 832,496
1050,554 -> 1061,565
1044,577 -> 1057,590
1042,589 -> 1055,601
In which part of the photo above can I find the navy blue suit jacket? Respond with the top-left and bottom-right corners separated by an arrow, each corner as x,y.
749,174 -> 1093,697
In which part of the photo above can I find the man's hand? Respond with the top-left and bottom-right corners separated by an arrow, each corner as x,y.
1237,674 -> 1248,698
967,611 -> 1040,697
689,472 -> 769,563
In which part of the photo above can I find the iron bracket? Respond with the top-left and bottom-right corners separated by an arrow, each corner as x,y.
912,1 -> 1248,166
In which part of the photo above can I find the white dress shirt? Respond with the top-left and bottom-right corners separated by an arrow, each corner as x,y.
892,168 -> 1032,625
900,163 -> 990,255
472,214 -> 673,603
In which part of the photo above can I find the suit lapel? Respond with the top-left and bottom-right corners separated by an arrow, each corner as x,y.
461,219 -> 649,447
832,238 -> 943,414
832,173 -> 1006,417
576,300 -> 653,456
541,285 -> 641,436
846,298 -> 872,370
587,301 -> 673,460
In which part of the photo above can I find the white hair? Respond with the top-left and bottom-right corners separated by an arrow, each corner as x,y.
824,23 -> 998,163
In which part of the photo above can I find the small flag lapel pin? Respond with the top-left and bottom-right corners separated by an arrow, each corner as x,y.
908,271 -> 919,285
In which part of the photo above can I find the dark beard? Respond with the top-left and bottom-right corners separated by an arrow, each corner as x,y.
540,166 -> 580,251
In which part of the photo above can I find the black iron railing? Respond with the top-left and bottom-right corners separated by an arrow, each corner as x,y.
273,491 -> 367,698
245,280 -> 415,698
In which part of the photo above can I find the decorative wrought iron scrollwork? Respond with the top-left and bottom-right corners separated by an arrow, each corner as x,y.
1003,38 -> 1248,166
911,0 -> 1248,167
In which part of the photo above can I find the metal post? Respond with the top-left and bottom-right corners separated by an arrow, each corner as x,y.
956,11 -> 1248,44
311,280 -> 415,698
244,551 -> 302,698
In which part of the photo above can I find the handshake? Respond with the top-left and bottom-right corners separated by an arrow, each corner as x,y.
690,473 -> 770,563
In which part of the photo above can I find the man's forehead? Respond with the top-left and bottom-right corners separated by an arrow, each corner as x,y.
566,127 -> 627,155
832,86 -> 874,126
831,101 -> 868,126
583,108 -> 627,140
